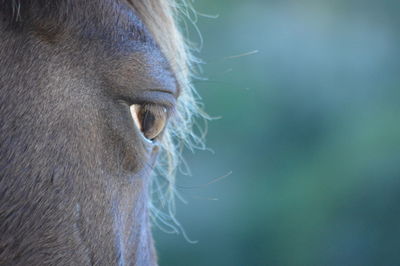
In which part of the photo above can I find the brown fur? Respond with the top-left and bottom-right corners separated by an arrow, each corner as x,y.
0,0 -> 198,265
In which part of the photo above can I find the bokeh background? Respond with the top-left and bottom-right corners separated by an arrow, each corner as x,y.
155,0 -> 400,265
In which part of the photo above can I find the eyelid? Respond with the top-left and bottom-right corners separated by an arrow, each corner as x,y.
136,90 -> 177,110
119,89 -> 176,114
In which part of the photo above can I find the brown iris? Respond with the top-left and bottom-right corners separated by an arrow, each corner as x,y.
130,104 -> 167,141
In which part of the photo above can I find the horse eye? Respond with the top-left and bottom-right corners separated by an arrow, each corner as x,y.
130,104 -> 167,141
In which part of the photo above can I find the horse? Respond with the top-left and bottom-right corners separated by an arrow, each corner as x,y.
0,0 -> 201,265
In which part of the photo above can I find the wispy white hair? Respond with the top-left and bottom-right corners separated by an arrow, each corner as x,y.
128,0 -> 206,236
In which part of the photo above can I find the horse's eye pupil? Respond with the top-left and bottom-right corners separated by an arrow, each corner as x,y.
140,110 -> 156,137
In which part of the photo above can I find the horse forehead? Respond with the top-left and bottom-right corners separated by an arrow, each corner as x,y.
32,1 -> 179,97
84,2 -> 177,91
30,1 -> 168,66
86,1 -> 152,43
30,1 -> 153,46
79,2 -> 164,64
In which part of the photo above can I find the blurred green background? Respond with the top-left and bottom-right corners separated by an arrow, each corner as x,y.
155,0 -> 400,265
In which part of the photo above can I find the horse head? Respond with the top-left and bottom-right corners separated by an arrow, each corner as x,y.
0,1 -> 198,265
